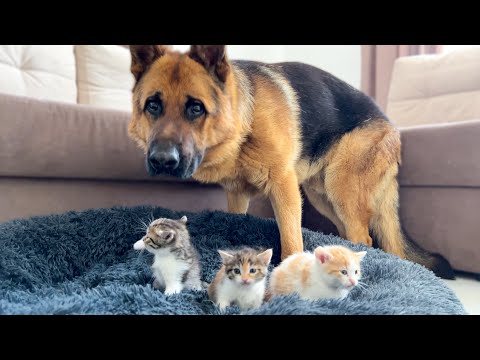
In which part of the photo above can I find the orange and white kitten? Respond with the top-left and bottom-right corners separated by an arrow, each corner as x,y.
269,245 -> 366,300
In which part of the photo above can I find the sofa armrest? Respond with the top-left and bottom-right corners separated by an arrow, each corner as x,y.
399,119 -> 480,187
0,93 -> 195,184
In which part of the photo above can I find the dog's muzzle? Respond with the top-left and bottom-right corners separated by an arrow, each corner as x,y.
146,142 -> 203,179
148,144 -> 180,173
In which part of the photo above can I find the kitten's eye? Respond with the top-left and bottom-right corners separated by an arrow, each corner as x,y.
355,270 -> 358,274
341,270 -> 348,275
250,268 -> 256,274
233,268 -> 241,275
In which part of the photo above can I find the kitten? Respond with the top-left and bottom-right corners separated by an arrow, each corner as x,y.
269,245 -> 366,301
133,215 -> 202,295
208,248 -> 273,311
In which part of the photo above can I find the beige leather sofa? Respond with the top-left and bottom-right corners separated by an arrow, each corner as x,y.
0,45 -> 478,274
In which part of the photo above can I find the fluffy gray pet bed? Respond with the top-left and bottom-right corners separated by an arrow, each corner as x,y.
0,206 -> 466,315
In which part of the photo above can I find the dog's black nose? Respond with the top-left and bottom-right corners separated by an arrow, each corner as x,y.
148,145 -> 180,173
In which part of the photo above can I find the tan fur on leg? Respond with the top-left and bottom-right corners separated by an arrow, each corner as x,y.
226,191 -> 251,214
323,164 -> 373,247
302,185 -> 347,239
321,120 -> 401,248
370,166 -> 406,258
269,171 -> 304,260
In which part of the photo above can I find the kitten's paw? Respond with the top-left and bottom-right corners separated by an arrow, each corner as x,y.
152,279 -> 165,290
240,301 -> 262,311
164,286 -> 182,295
188,280 -> 204,291
217,302 -> 230,311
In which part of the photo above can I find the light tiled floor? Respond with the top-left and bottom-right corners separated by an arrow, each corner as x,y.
443,274 -> 480,315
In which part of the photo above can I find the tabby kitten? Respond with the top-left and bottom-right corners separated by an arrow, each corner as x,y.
269,245 -> 366,300
133,215 -> 202,295
208,248 -> 273,311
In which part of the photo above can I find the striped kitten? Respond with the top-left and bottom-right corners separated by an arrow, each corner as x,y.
208,248 -> 273,311
269,245 -> 366,301
133,215 -> 202,295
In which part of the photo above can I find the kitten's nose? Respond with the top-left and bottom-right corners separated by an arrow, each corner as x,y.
349,278 -> 356,286
242,279 -> 249,284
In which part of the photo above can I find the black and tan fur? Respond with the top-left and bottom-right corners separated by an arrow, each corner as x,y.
127,45 -> 454,279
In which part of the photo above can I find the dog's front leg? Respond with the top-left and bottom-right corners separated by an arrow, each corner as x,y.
268,171 -> 304,260
226,191 -> 251,214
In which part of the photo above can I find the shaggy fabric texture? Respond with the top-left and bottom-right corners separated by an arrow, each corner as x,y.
0,206 -> 466,315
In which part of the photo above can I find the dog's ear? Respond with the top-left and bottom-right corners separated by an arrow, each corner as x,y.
129,45 -> 171,81
188,45 -> 230,83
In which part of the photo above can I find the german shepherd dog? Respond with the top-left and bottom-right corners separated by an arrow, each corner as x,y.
127,45 -> 454,279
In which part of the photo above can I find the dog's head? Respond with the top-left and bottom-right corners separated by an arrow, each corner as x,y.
128,45 -> 236,179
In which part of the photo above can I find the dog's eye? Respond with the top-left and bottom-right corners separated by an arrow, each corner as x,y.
185,99 -> 206,120
145,97 -> 163,117
191,103 -> 204,115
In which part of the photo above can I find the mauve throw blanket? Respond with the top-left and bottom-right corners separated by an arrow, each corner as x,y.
0,207 -> 466,315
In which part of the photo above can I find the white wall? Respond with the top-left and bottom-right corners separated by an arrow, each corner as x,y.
174,45 -> 361,89
443,45 -> 480,53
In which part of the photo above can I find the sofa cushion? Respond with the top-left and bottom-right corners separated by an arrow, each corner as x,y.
400,186 -> 480,274
387,47 -> 480,127
399,119 -> 480,187
75,45 -> 134,111
3,92 -> 477,189
0,45 -> 76,103
0,93 -> 193,183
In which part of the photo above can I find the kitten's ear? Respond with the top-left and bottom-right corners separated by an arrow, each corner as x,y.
188,45 -> 230,82
179,216 -> 188,225
129,45 -> 171,81
160,230 -> 175,242
218,250 -> 234,263
356,251 -> 367,262
314,247 -> 332,264
257,249 -> 273,265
